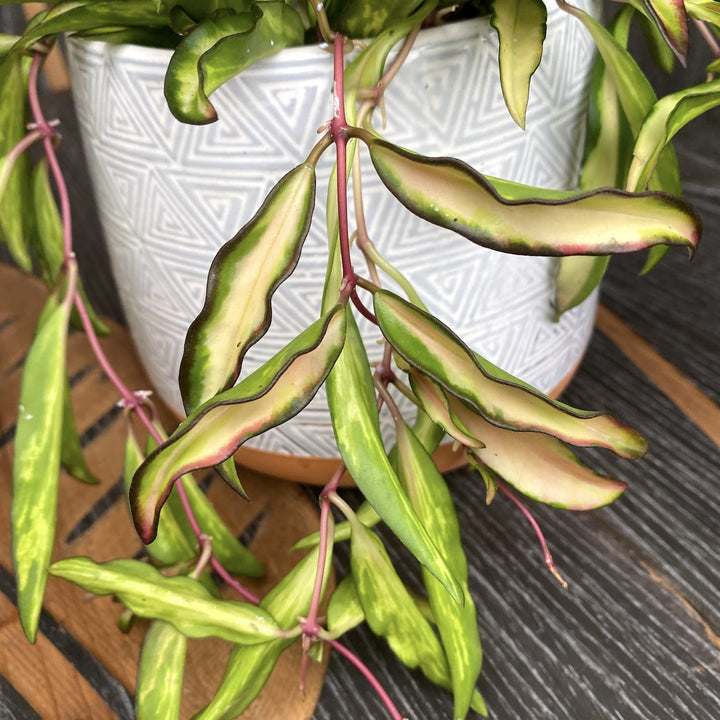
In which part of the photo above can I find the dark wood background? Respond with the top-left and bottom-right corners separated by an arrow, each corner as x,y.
1,4 -> 719,719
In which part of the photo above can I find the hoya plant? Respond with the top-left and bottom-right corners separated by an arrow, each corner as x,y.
2,0 -> 719,718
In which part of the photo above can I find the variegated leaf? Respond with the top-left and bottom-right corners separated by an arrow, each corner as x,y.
180,163 -> 316,413
131,306 -> 346,543
374,290 -> 648,458
363,136 -> 700,256
490,0 -> 547,129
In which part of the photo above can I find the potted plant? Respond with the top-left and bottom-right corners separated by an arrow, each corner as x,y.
1,1 -> 718,718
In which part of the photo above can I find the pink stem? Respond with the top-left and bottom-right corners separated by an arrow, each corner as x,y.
330,34 -> 354,291
693,17 -> 720,58
326,639 -> 405,720
497,481 -> 568,589
28,53 -> 73,260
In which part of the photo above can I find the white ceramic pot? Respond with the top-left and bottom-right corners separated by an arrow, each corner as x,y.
67,1 -> 601,480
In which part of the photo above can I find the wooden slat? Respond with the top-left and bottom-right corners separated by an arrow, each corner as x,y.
596,304 -> 720,449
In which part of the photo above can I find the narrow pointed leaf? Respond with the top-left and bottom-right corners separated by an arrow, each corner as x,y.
16,0 -> 170,47
395,420 -> 481,719
638,11 -> 676,73
348,516 -> 454,689
556,0 -> 681,196
450,397 -> 628,509
554,255 -> 609,318
635,0 -> 689,63
0,54 -> 32,271
132,306 -> 346,543
685,0 -> 720,26
214,457 -> 248,498
193,545 -> 331,720
628,80 -> 720,193
12,290 -> 72,641
164,3 -> 303,124
374,289 -> 647,458
364,137 -> 700,256
61,381 -> 100,485
136,621 -> 187,720
325,309 -> 462,604
326,576 -> 365,636
556,9 -> 632,318
180,163 -> 316,413
49,558 -> 280,644
490,0 -> 547,129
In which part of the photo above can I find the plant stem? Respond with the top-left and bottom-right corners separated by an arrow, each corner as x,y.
497,480 -> 568,589
326,639 -> 406,720
693,17 -> 720,58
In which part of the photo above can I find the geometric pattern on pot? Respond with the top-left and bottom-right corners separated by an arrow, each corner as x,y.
67,0 -> 601,459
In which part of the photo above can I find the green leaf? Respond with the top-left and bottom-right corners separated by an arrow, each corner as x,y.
180,163 -> 316,413
12,288 -> 72,642
638,11 -> 676,74
326,576 -> 365,637
131,306 -> 347,543
193,545 -> 330,720
124,429 -> 198,566
17,0 -> 170,47
347,515 -> 453,689
49,558 -> 281,644
556,1 -> 681,195
0,34 -> 20,57
395,420 -> 481,719
554,255 -> 609,319
632,0 -> 689,64
490,0 -> 547,129
363,136 -> 700,256
61,381 -> 100,484
164,3 -> 304,124
374,289 -> 648,458
343,4 -> 436,98
0,54 -> 32,272
685,0 -> 720,26
31,158 -> 109,336
136,620 -> 187,720
556,9 -> 633,318
627,79 -> 720,192
449,395 -> 629,510
325,309 -> 463,604
326,0 -> 429,37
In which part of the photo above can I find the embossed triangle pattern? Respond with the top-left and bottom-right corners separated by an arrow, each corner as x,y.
67,0 -> 601,460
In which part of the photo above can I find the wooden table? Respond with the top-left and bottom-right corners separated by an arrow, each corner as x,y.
1,6 -> 719,718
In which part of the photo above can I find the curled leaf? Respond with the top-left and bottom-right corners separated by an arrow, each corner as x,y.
132,306 -> 347,543
164,3 -> 304,123
363,136 -> 700,256
180,163 -> 316,413
374,289 -> 648,458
